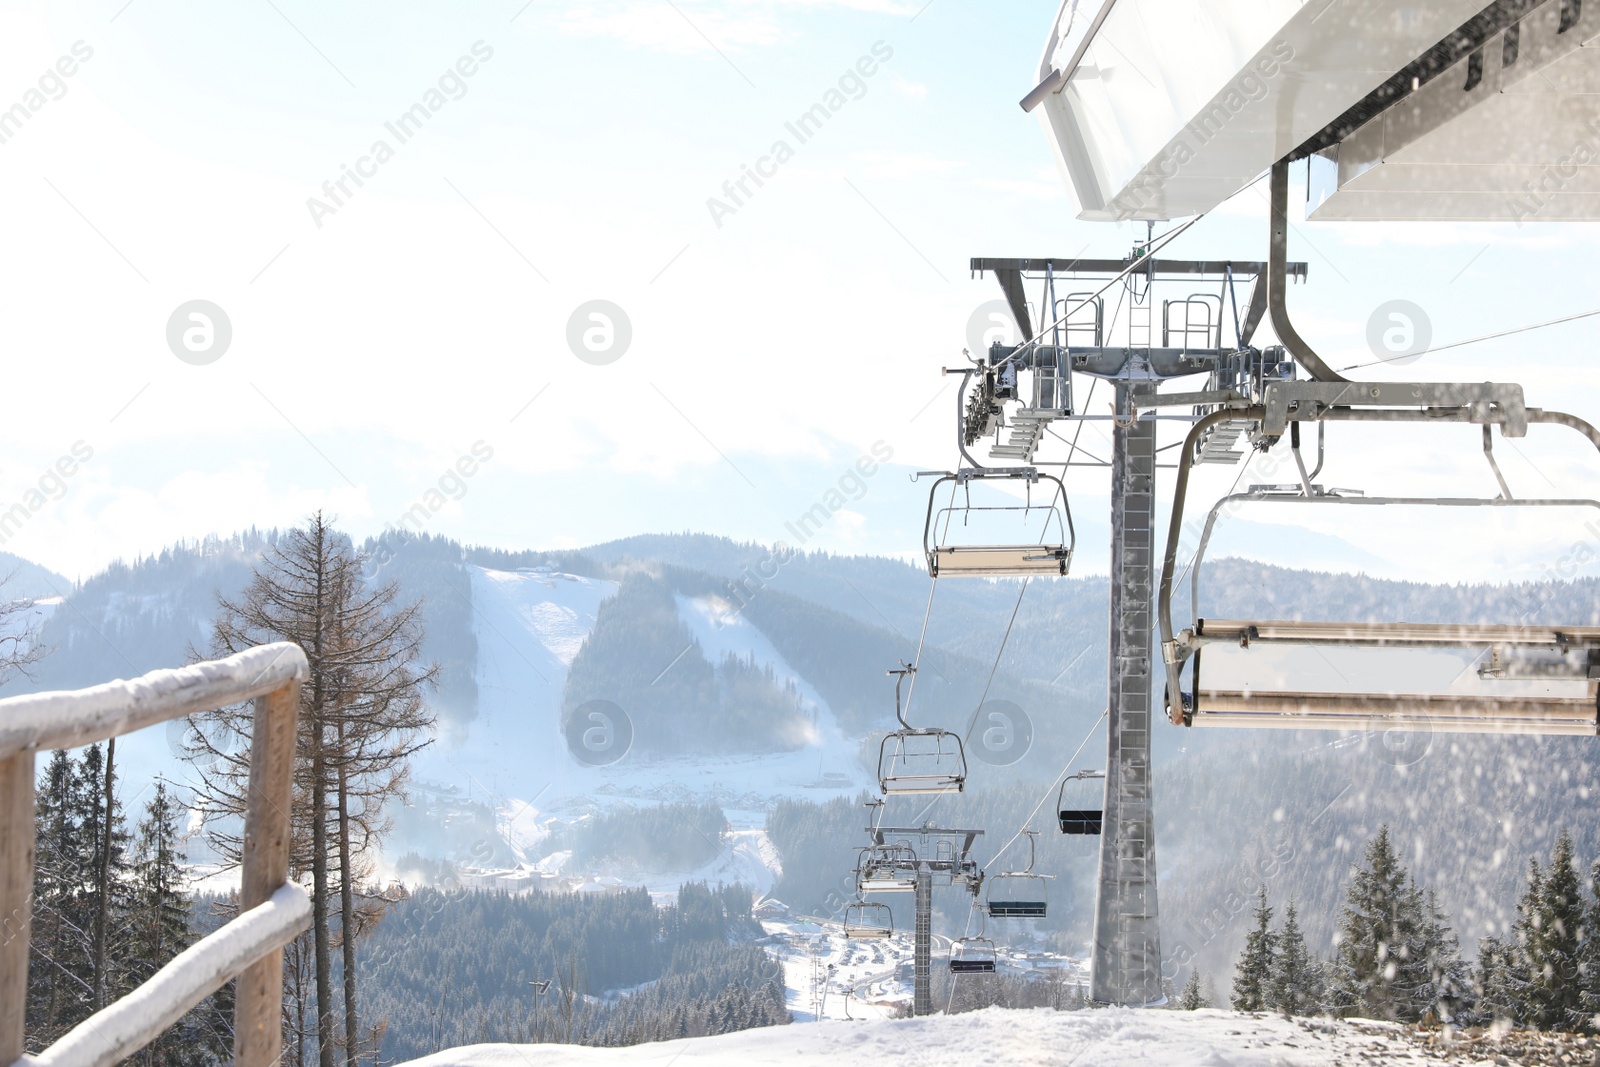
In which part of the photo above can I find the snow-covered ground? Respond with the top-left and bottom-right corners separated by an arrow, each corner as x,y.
398,1006 -> 1502,1066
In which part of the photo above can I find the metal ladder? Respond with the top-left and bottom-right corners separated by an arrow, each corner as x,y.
991,410 -> 1053,461
1193,419 -> 1250,464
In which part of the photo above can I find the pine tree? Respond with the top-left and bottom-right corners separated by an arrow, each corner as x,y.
1231,884 -> 1277,1012
1332,826 -> 1419,1020
126,782 -> 230,1066
1510,831 -> 1588,1030
1271,900 -> 1320,1016
28,749 -> 91,1045
1474,934 -> 1524,1025
1583,855 -> 1600,1024
1411,889 -> 1467,1024
82,741 -> 134,1013
1179,969 -> 1208,1010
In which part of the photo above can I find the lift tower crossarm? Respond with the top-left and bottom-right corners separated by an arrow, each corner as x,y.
970,258 -> 1305,278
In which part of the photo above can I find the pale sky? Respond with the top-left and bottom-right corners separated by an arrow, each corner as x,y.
3,0 -> 1599,586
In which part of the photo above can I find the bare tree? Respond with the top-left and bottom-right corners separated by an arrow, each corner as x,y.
185,513 -> 436,1067
0,567 -> 51,685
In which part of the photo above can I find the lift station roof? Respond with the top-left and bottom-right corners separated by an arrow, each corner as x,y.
1026,0 -> 1600,222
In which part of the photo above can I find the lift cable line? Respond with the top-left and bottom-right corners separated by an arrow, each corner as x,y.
960,576 -> 1032,749
1340,305 -> 1600,372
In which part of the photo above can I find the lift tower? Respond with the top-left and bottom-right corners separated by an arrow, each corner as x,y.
860,823 -> 983,1015
970,253 -> 1299,1004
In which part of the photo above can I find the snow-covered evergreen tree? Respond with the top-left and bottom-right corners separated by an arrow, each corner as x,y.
1270,900 -> 1321,1016
1474,934 -> 1524,1025
1331,825 -> 1447,1021
1231,885 -> 1277,1012
1179,969 -> 1208,1010
125,782 -> 231,1066
1412,889 -> 1468,1024
1505,831 -> 1589,1030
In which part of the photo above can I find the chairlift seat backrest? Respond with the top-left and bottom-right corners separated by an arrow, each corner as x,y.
1058,809 -> 1103,835
1186,619 -> 1600,735
987,899 -> 1048,919
949,937 -> 998,974
949,959 -> 998,974
929,545 -> 1071,578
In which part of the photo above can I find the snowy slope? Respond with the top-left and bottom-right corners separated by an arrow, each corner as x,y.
395,569 -> 869,879
675,594 -> 871,792
399,1007 -> 1500,1067
407,567 -> 616,835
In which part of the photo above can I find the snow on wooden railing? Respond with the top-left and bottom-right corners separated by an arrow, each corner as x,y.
0,643 -> 310,1067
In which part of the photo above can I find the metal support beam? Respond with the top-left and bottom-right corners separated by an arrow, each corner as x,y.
914,864 -> 933,1016
971,258 -> 1304,279
995,268 -> 1033,341
1092,383 -> 1164,1005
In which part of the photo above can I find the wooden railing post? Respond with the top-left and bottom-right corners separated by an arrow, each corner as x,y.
0,750 -> 35,1064
234,682 -> 300,1067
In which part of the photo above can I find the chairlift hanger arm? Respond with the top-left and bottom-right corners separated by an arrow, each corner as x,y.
1268,159 -> 1346,384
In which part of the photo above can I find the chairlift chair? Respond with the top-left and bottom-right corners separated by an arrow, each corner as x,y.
843,899 -> 894,940
855,843 -> 918,894
1159,407 -> 1600,735
920,467 -> 1075,579
877,664 -> 967,795
949,936 -> 998,974
985,831 -> 1051,919
1057,769 -> 1105,836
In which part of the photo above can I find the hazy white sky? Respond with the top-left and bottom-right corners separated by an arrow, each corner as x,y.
2,0 -> 1599,586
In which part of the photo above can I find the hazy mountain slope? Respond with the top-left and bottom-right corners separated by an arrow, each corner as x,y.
0,550 -> 72,599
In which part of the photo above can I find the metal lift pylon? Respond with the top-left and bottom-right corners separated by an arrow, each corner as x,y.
858,821 -> 983,1016
968,248 -> 1304,1006
1092,382 -> 1163,1005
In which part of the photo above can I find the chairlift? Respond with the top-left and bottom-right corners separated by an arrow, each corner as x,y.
919,467 -> 1075,579
843,899 -> 893,940
1159,409 -> 1600,734
949,936 -> 998,974
985,831 -> 1051,919
1057,769 -> 1105,836
877,664 -> 967,795
855,843 -> 917,894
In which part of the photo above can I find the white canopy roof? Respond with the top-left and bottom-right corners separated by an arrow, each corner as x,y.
1027,0 -> 1600,222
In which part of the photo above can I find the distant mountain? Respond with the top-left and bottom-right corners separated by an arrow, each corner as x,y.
7,527 -> 1599,955
0,551 -> 72,600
